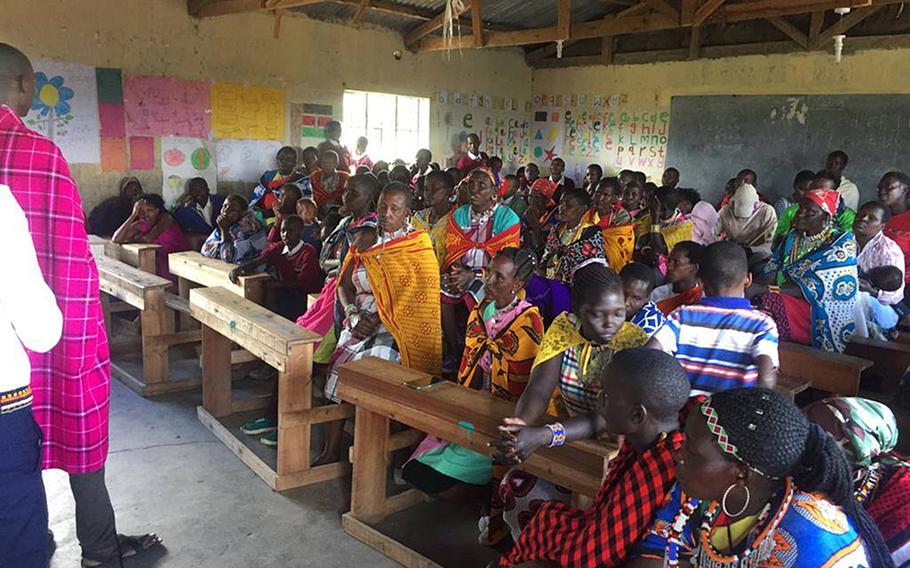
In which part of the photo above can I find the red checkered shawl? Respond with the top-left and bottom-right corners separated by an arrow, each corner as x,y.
0,105 -> 110,473
503,431 -> 684,567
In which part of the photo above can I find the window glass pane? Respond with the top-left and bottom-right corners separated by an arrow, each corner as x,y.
343,90 -> 430,165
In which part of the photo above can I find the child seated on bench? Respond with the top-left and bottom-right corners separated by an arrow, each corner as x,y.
111,193 -> 190,282
494,348 -> 691,567
265,183 -> 303,244
229,215 -> 324,321
295,197 -> 321,253
620,262 -> 665,337
649,241 -> 778,395
200,194 -> 268,264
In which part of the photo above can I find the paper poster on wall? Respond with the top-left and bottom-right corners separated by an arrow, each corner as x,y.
23,60 -> 101,164
216,139 -> 282,182
160,136 -> 217,206
123,76 -> 210,138
531,107 -> 563,164
129,136 -> 155,170
211,83 -> 285,140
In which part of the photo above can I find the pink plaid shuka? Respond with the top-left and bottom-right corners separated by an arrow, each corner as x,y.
0,105 -> 110,474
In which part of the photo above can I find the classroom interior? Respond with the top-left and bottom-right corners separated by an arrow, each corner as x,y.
6,0 -> 910,567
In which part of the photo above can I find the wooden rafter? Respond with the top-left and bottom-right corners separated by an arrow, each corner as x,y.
693,0 -> 725,25
405,2 -> 472,46
689,24 -> 702,58
617,2 -> 650,18
471,0 -> 484,46
812,5 -> 880,47
558,0 -> 573,40
810,10 -> 825,42
644,0 -> 681,23
273,8 -> 283,37
352,0 -> 370,27
602,35 -> 615,65
767,15 -> 809,48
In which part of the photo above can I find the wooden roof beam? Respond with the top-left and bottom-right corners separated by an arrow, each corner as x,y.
558,0 -> 572,40
693,0 -> 725,25
810,11 -> 825,43
405,2 -> 472,46
767,15 -> 809,48
351,0 -> 370,27
812,5 -> 880,47
471,0 -> 485,46
643,0 -> 680,23
689,24 -> 702,58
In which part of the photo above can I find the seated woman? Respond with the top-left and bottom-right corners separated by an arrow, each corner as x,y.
411,170 -> 454,267
403,248 -> 543,544
200,194 -> 269,265
440,168 -> 521,372
880,172 -> 910,290
675,187 -> 715,246
523,177 -> 560,255
309,150 -> 350,214
777,170 -> 854,238
248,146 -> 311,223
856,201 -> 905,306
649,241 -> 704,315
715,182 -> 777,260
546,157 -> 575,199
806,397 -> 910,566
751,187 -> 858,352
173,177 -> 226,250
111,193 -> 190,282
591,178 -> 635,272
495,264 -> 648,539
636,186 -> 693,275
633,388 -> 891,568
318,183 -> 441,465
540,188 -> 607,284
88,176 -> 143,237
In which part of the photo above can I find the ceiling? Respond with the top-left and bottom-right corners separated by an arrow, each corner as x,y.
187,1 -> 910,67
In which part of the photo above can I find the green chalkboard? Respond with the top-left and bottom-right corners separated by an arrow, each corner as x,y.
665,95 -> 910,204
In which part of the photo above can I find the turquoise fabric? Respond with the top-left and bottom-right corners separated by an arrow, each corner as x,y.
415,443 -> 493,485
451,204 -> 520,235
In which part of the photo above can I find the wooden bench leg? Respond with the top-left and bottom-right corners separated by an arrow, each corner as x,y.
277,344 -> 312,476
140,288 -> 169,386
178,277 -> 198,330
202,324 -> 233,417
350,406 -> 390,524
100,293 -> 112,337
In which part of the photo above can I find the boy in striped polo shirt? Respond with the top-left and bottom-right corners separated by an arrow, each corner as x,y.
648,241 -> 778,395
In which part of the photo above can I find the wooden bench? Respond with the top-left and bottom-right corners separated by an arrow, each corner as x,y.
337,357 -> 616,568
190,286 -> 353,491
97,256 -> 202,396
104,241 -> 161,274
845,336 -> 910,393
779,341 -> 872,397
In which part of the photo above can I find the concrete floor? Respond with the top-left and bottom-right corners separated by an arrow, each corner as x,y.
44,379 -> 408,568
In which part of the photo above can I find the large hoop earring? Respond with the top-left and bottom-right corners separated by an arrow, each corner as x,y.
721,483 -> 750,518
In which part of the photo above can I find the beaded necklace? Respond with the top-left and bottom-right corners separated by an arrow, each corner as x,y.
788,225 -> 835,265
470,202 -> 497,225
690,479 -> 795,568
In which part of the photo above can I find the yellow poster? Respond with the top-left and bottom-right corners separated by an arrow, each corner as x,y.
210,82 -> 285,140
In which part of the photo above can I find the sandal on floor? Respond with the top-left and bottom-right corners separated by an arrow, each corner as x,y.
81,533 -> 162,567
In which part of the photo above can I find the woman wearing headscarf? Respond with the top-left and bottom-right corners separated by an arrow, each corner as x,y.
751,186 -> 858,352
715,183 -> 778,259
806,397 -> 910,566
634,388 -> 893,568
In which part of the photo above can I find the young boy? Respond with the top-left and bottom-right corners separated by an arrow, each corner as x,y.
499,174 -> 527,218
230,215 -> 324,321
648,241 -> 779,395
620,262 -> 666,337
650,240 -> 703,315
266,183 -> 303,242
295,197 -> 322,253
495,348 -> 691,567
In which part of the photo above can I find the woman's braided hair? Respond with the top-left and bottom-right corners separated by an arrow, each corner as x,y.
707,388 -> 894,568
495,248 -> 537,285
571,262 -> 621,309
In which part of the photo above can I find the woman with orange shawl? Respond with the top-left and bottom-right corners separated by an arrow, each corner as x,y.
591,177 -> 635,272
316,182 -> 441,465
441,168 -> 521,372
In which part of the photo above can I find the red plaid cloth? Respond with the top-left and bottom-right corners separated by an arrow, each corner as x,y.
0,105 -> 110,474
503,431 -> 684,567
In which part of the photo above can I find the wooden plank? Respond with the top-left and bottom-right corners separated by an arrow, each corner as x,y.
644,0 -> 680,22
352,0 -> 370,27
169,251 -> 268,300
350,406 -> 390,523
140,288 -> 169,385
688,24 -> 702,59
277,343 -> 313,476
471,0 -> 485,46
164,292 -> 192,314
810,10 -> 824,43
558,0 -> 573,39
693,0 -> 724,25
232,395 -> 272,413
342,513 -> 442,568
282,403 -> 356,427
202,325 -> 233,417
680,0 -> 698,25
405,2 -> 471,46
617,1 -> 650,17
779,341 -> 871,396
768,16 -> 809,48
274,461 -> 351,491
602,35 -> 614,65
845,337 -> 910,393
812,5 -> 880,48
197,406 -> 279,489
97,256 -> 170,310
272,8 -> 283,38
725,0 -> 877,22
193,0 -> 263,17
104,242 -> 161,273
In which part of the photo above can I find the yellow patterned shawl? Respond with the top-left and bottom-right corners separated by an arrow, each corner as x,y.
601,223 -> 635,272
411,208 -> 450,269
343,230 -> 442,375
531,314 -> 648,415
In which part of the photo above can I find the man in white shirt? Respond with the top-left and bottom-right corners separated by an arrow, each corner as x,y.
0,183 -> 62,567
826,150 -> 859,211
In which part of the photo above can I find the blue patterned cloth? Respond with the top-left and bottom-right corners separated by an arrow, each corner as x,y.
630,301 -> 665,338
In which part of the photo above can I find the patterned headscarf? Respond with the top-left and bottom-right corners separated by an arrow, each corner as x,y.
530,177 -> 559,208
804,397 -> 899,468
467,166 -> 497,189
804,188 -> 840,218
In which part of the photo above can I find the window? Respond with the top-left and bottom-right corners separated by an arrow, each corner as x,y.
342,90 -> 430,164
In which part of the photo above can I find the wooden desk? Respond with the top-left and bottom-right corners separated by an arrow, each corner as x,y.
779,342 -> 872,397
97,256 -> 201,396
169,250 -> 268,301
191,286 -> 352,491
846,336 -> 910,393
337,357 -> 615,568
104,241 -> 161,274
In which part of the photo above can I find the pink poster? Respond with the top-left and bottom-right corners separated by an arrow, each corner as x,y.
123,76 -> 210,138
129,136 -> 155,170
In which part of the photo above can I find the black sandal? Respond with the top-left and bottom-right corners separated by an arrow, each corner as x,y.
81,533 -> 162,567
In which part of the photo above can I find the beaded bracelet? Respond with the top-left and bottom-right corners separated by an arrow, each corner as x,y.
546,422 -> 566,447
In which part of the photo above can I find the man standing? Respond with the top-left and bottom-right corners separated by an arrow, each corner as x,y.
826,149 -> 860,211
0,43 -> 160,566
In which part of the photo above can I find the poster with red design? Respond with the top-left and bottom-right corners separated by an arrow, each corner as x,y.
160,136 -> 217,206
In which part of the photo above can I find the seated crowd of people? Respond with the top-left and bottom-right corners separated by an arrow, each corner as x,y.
88,124 -> 910,567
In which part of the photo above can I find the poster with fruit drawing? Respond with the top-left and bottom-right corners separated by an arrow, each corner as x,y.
160,136 -> 217,206
24,60 -> 101,164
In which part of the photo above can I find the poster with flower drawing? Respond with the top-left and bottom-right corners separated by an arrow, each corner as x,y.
24,60 -> 101,164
